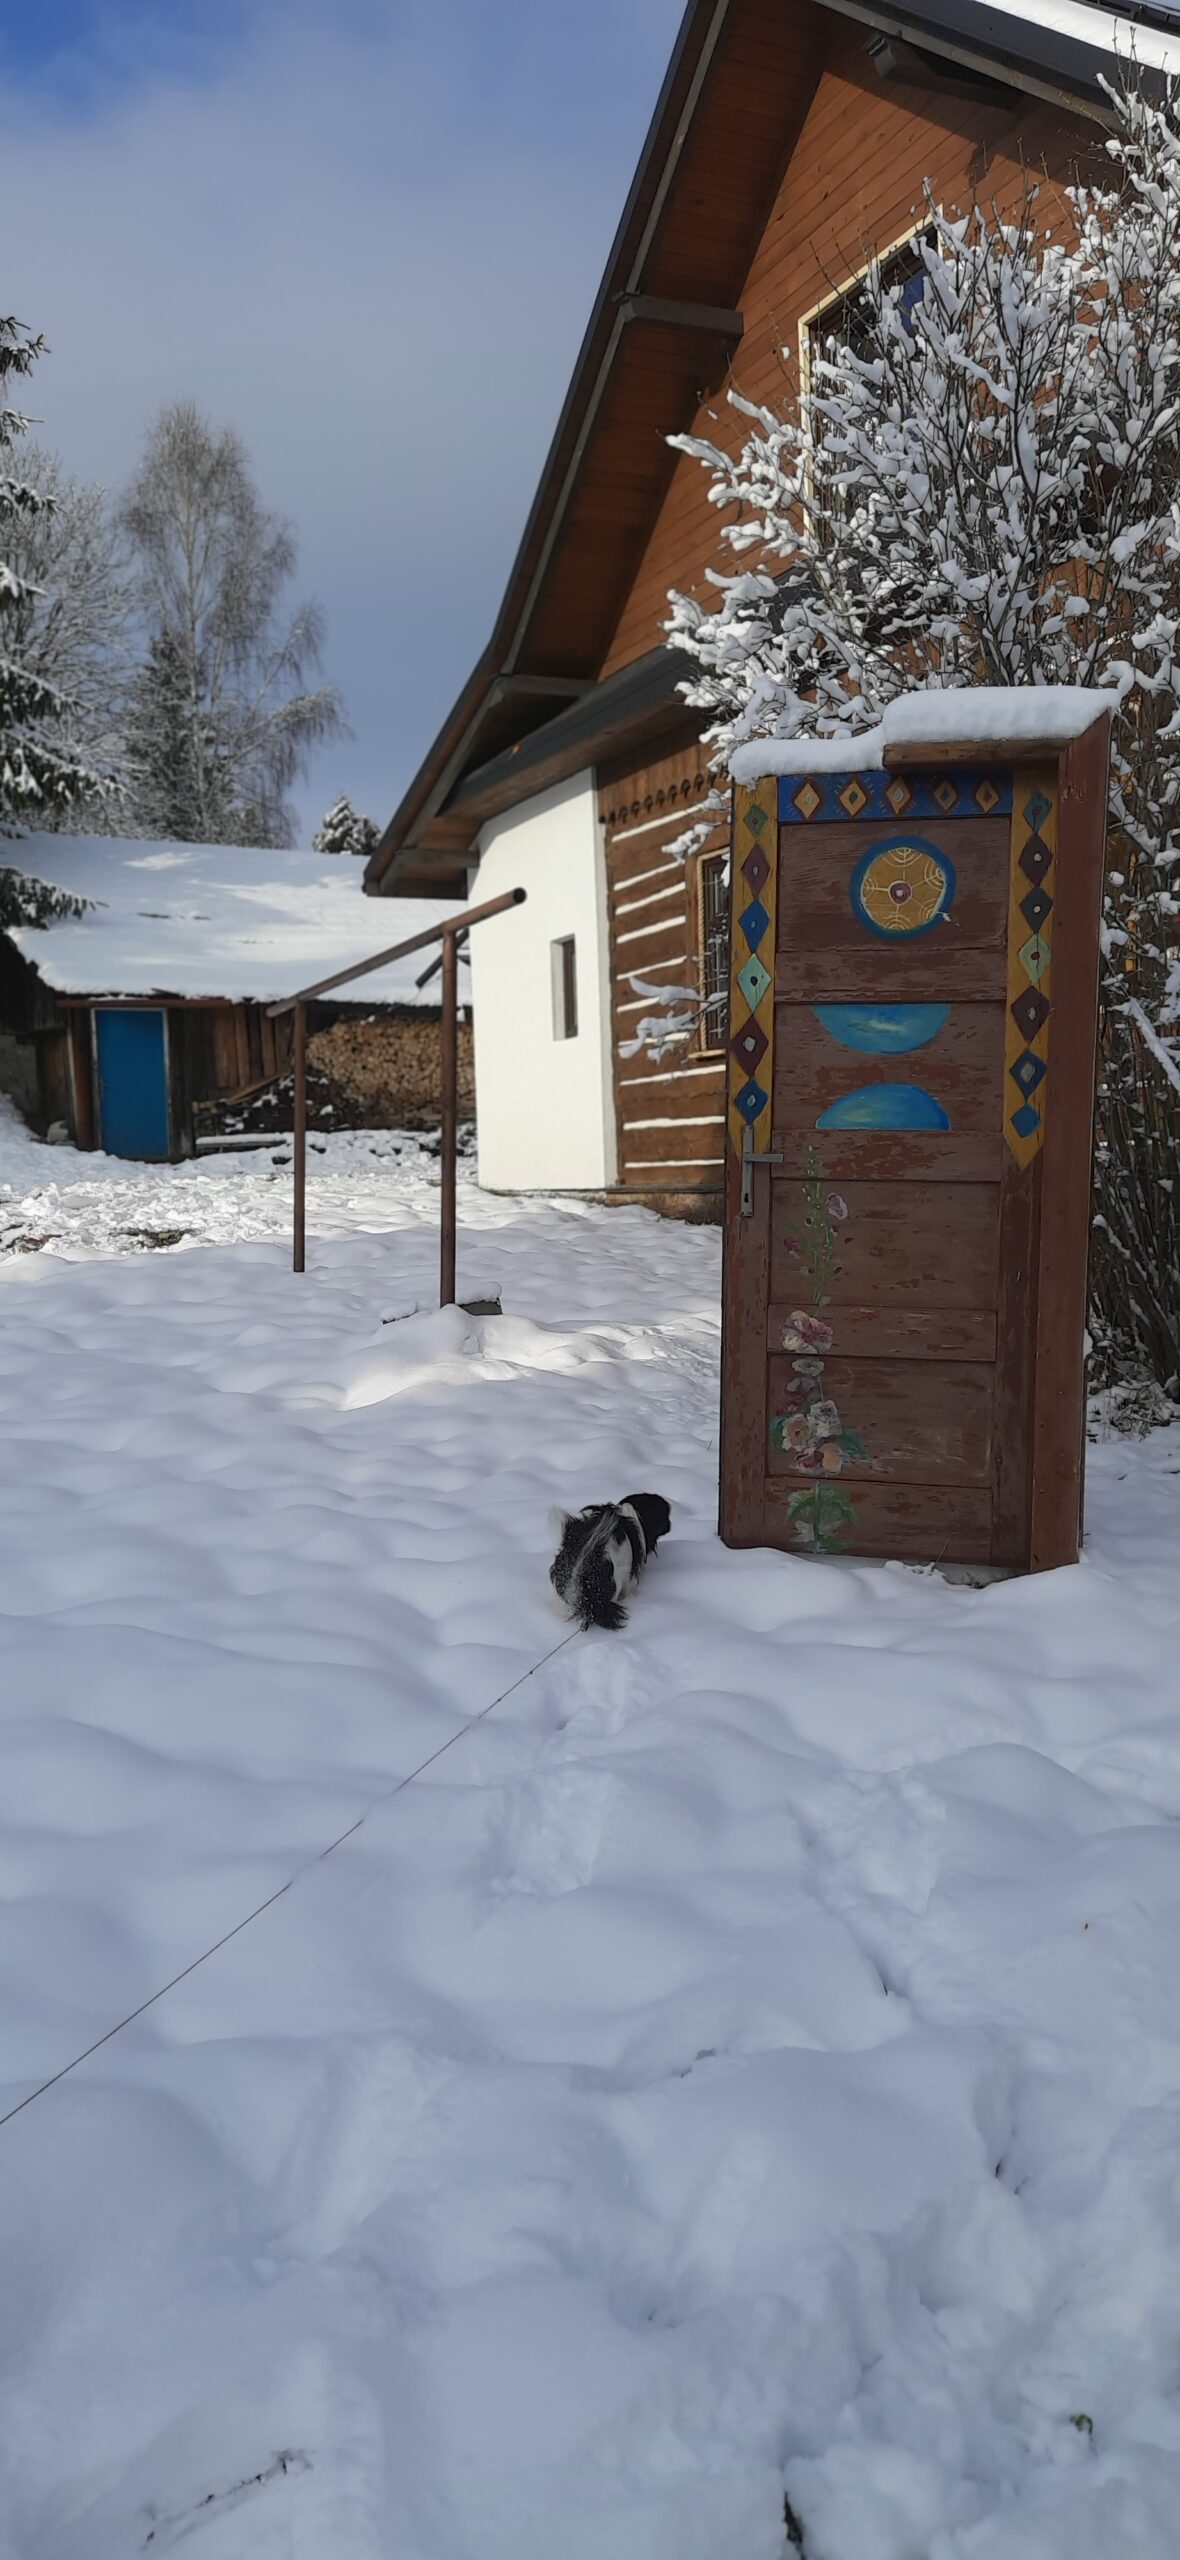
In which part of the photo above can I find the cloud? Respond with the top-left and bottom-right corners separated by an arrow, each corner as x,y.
3,0 -> 684,838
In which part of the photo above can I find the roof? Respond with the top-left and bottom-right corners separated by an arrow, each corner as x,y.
368,0 -> 1180,897
2,836 -> 464,1007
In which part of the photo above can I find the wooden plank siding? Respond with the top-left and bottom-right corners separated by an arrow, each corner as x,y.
720,733 -> 1109,1569
602,60 -> 1095,676
599,744 -> 729,1192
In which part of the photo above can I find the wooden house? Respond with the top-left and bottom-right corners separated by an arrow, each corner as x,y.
0,835 -> 464,1159
364,0 -> 1180,1213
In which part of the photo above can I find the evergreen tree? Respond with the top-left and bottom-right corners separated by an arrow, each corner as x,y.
0,318 -> 107,921
312,793 -> 379,855
3,442 -> 135,832
124,631 -> 208,841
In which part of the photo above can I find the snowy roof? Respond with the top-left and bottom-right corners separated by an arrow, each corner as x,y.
729,687 -> 1119,784
0,835 -> 467,1007
1003,0 -> 1180,76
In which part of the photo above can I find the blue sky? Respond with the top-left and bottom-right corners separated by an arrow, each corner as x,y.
3,0 -> 686,838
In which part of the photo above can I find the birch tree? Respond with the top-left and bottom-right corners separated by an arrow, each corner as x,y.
119,400 -> 345,848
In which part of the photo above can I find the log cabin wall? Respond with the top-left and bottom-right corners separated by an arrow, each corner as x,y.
599,740 -> 729,1196
602,56 -> 1094,676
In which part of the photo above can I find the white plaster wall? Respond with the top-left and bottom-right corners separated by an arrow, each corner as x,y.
469,770 -> 617,1192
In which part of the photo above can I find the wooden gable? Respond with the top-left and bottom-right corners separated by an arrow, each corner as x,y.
369,0 -> 1123,896
602,57 -> 1093,672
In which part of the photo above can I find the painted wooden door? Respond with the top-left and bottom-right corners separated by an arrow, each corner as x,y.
95,1007 -> 170,1160
719,737 -> 1108,1572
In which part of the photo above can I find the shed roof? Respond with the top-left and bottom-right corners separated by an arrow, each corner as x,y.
367,0 -> 1180,897
2,836 -> 464,1007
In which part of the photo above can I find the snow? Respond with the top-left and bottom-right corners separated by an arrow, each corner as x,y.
1,834 -> 463,1006
984,0 -> 1180,78
730,687 -> 1120,783
3,1096 -> 1180,2556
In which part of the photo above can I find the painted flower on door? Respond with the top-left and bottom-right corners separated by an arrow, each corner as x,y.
780,1310 -> 834,1354
773,1147 -> 870,1551
770,1381 -> 868,1478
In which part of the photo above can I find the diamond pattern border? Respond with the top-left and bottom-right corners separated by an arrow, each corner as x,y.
729,786 -> 780,1157
777,769 -> 1012,823
1004,766 -> 1057,1166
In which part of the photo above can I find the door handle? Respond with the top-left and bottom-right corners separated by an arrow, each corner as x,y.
740,1120 -> 783,1217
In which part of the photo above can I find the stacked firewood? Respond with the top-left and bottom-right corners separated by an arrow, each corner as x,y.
307,1010 -> 475,1127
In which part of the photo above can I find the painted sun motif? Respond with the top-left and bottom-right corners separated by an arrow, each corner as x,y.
849,837 -> 956,939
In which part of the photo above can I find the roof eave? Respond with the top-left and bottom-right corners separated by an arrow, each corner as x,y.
818,0 -> 1152,118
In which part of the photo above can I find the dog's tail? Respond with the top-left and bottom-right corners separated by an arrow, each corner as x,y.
572,1567 -> 628,1634
558,1506 -> 631,1632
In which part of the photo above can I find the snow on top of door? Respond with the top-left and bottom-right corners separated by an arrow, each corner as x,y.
0,834 -> 465,1006
730,686 -> 1119,783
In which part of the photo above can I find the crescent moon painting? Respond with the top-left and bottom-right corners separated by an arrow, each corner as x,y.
813,1003 -> 949,1054
816,1084 -> 951,1131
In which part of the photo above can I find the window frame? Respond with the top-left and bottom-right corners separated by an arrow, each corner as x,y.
551,934 -> 578,1042
694,850 -> 730,1059
798,225 -> 930,505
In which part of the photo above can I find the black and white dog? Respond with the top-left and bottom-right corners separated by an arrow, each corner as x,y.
550,1494 -> 672,1632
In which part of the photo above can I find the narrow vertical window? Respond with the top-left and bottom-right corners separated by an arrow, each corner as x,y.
551,935 -> 578,1040
697,853 -> 729,1051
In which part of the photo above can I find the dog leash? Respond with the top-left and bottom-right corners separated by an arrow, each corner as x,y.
0,1628 -> 578,2135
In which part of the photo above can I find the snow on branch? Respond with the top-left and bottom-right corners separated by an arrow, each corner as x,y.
665,67 -> 1180,1381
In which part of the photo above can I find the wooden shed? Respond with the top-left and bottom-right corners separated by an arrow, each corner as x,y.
719,695 -> 1112,1573
0,836 -> 465,1160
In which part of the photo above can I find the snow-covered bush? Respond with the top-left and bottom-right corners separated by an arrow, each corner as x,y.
313,793 -> 379,856
666,75 -> 1180,1393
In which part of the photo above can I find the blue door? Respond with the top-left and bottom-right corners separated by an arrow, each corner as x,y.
95,1009 -> 170,1158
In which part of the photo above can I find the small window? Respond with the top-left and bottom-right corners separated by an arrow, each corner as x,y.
697,853 -> 729,1052
804,234 -> 929,519
551,935 -> 578,1041
806,234 -> 927,382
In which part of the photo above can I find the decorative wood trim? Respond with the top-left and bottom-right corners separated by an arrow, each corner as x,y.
719,783 -> 776,1546
1003,763 -> 1057,1168
726,785 -> 777,1156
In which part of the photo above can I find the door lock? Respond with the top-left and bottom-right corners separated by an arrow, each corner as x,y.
740,1119 -> 783,1217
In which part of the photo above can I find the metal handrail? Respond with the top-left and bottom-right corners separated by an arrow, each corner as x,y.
265,886 -> 524,1016
266,885 -> 526,1294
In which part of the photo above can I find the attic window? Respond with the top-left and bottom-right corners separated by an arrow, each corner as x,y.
805,233 -> 928,386
802,234 -> 929,516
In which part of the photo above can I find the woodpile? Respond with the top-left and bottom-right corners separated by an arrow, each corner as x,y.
307,1008 -> 474,1128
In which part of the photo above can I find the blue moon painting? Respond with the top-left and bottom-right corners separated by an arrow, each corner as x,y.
814,1002 -> 949,1055
816,1084 -> 951,1132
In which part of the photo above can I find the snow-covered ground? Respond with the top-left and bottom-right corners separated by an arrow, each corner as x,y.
2,1098 -> 1180,2559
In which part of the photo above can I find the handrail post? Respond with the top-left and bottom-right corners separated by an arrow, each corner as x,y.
440,931 -> 458,1307
270,883 -> 525,1283
293,1000 -> 307,1275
